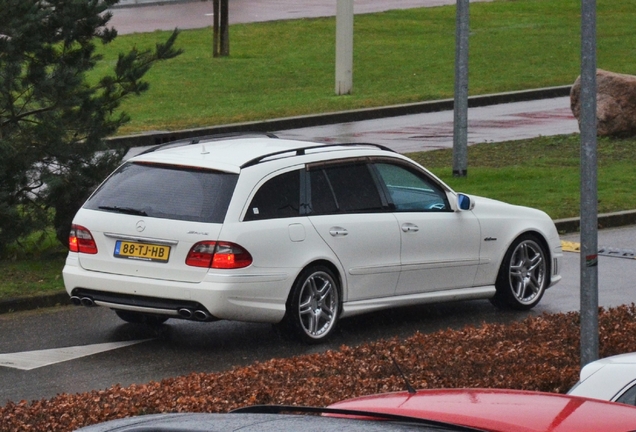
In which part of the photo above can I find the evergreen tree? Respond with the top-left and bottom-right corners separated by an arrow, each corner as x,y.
0,0 -> 182,253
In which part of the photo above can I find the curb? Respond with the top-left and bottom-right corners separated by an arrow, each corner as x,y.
107,85 -> 573,149
554,209 -> 636,234
0,292 -> 71,315
3,210 -> 636,315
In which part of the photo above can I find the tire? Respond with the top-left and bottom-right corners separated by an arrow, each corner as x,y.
115,310 -> 169,326
280,265 -> 340,344
491,234 -> 549,310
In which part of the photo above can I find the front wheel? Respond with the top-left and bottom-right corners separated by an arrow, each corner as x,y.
280,265 -> 340,344
491,234 -> 548,310
115,310 -> 169,326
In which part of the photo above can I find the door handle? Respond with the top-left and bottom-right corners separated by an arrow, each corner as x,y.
401,223 -> 419,233
329,227 -> 348,237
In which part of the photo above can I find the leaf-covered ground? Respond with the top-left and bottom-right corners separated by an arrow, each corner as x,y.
3,305 -> 636,432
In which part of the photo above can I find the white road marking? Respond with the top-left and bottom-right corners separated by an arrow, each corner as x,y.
0,340 -> 152,371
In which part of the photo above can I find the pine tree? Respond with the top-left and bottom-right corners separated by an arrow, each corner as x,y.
0,0 -> 182,253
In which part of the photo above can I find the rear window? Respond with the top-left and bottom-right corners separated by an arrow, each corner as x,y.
84,162 -> 238,223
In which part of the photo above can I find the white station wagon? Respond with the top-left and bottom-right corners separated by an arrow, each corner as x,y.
63,135 -> 562,343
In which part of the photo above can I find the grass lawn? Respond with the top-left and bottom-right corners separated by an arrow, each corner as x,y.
0,259 -> 66,299
95,0 -> 636,135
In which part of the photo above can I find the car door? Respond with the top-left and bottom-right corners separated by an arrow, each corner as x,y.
306,160 -> 401,301
372,161 -> 481,295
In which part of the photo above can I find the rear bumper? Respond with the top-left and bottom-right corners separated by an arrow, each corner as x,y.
62,254 -> 293,323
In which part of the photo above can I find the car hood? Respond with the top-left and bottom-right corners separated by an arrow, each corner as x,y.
468,194 -> 551,220
328,388 -> 636,432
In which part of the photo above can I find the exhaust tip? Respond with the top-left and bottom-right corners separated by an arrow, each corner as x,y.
193,310 -> 209,321
80,297 -> 95,307
178,308 -> 193,319
70,296 -> 82,306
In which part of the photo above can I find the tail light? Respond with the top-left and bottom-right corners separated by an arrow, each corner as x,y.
69,225 -> 98,254
186,241 -> 252,269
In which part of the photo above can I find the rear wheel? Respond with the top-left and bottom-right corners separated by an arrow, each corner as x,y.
115,310 -> 169,326
491,234 -> 548,310
280,265 -> 340,344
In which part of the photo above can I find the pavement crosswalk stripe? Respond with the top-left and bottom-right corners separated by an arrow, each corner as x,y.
0,340 -> 152,371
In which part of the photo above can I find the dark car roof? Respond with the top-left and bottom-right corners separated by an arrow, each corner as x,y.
74,412 -> 478,431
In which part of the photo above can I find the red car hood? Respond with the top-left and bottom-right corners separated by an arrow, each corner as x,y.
328,388 -> 636,432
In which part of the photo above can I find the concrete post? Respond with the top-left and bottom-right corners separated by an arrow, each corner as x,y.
335,0 -> 353,95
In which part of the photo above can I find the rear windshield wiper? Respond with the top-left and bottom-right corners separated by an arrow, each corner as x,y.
98,206 -> 148,216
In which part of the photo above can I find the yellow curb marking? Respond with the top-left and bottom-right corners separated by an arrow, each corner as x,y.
561,240 -> 581,253
561,240 -> 636,260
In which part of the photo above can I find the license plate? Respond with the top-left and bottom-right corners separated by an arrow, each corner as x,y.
114,241 -> 170,263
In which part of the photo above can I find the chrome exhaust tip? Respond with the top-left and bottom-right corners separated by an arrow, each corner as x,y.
70,296 -> 82,306
178,308 -> 193,319
193,310 -> 209,321
80,297 -> 95,307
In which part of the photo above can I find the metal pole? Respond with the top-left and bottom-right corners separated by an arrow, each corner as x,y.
452,0 -> 469,177
335,0 -> 353,95
580,0 -> 599,367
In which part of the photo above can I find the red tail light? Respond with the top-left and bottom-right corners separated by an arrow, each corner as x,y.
69,225 -> 98,254
186,241 -> 252,269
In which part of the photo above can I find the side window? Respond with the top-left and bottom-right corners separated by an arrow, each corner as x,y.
309,163 -> 383,215
374,162 -> 449,212
244,170 -> 300,221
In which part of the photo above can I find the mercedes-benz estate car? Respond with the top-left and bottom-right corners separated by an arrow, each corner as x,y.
568,352 -> 636,405
63,135 -> 562,343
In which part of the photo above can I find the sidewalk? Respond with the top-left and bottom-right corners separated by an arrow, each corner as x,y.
109,0 -> 493,34
111,86 -> 574,150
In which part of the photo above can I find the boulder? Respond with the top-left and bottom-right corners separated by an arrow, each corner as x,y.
570,69 -> 636,137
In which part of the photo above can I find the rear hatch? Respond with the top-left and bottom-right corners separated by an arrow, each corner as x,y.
74,161 -> 238,283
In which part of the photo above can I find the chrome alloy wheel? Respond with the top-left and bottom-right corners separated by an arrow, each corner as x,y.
507,239 -> 547,305
297,270 -> 339,339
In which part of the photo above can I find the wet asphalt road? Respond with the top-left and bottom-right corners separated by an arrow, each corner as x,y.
2,223 -> 636,403
277,97 -> 578,153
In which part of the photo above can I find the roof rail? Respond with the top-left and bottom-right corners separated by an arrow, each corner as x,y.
240,142 -> 395,168
137,132 -> 279,156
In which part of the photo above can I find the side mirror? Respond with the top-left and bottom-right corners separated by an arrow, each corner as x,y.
458,193 -> 474,211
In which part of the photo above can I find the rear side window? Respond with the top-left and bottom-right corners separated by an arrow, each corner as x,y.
84,162 -> 238,223
244,170 -> 300,221
309,163 -> 384,215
